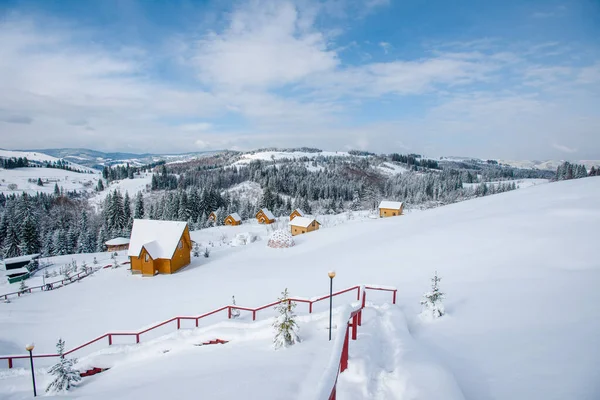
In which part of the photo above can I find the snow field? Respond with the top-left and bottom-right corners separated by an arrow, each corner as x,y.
0,167 -> 100,195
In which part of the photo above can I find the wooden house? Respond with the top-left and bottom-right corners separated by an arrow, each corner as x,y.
224,212 -> 242,226
105,237 -> 130,252
256,208 -> 276,224
1,254 -> 39,284
289,208 -> 305,221
378,201 -> 404,218
128,219 -> 191,277
288,217 -> 320,236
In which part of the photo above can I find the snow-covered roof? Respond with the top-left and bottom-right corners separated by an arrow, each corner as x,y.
105,237 -> 130,246
258,208 -> 275,220
2,254 -> 40,265
292,209 -> 305,217
288,216 -> 319,228
128,219 -> 188,259
5,267 -> 30,276
228,213 -> 242,222
378,201 -> 404,210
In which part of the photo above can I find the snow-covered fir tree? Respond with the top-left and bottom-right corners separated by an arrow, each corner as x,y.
134,191 -> 145,219
273,288 -> 300,349
420,271 -> 445,319
192,243 -> 200,257
19,279 -> 28,293
3,222 -> 21,258
46,338 -> 81,393
231,296 -> 240,318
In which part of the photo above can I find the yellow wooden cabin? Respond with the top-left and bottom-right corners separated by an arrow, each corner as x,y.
289,208 -> 305,221
256,208 -> 276,224
224,213 -> 242,226
288,216 -> 320,236
128,219 -> 192,276
378,201 -> 404,218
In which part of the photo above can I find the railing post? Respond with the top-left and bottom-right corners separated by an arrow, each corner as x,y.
8,358 -> 13,369
361,290 -> 366,308
356,287 -> 360,300
357,309 -> 362,326
329,386 -> 336,400
351,314 -> 358,340
309,302 -> 313,313
177,318 -> 181,330
228,306 -> 232,319
136,334 -> 140,344
252,310 -> 256,321
340,327 -> 349,372
108,334 -> 112,345
195,318 -> 199,328
392,290 -> 397,304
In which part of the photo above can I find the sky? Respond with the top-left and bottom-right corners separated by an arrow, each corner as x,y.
0,0 -> 599,160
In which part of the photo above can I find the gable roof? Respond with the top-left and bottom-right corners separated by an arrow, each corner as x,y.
292,209 -> 305,217
128,219 -> 188,259
2,254 -> 40,266
227,212 -> 241,222
258,208 -> 275,220
378,201 -> 403,210
288,216 -> 319,228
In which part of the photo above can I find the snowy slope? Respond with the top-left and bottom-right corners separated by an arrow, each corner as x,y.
0,168 -> 100,195
0,149 -> 97,173
234,150 -> 351,165
1,178 -> 599,399
89,173 -> 153,206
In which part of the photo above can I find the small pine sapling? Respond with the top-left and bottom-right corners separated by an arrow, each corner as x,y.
231,296 -> 240,318
420,271 -> 445,320
93,257 -> 98,265
44,269 -> 51,279
46,338 -> 81,393
19,280 -> 28,293
273,288 -> 300,349
193,243 -> 200,258
203,247 -> 211,258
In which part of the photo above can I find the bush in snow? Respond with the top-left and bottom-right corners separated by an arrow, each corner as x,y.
93,257 -> 98,265
231,296 -> 240,318
203,247 -> 210,258
19,280 -> 28,293
420,271 -> 445,320
193,243 -> 200,257
44,269 -> 51,279
267,229 -> 295,249
273,288 -> 300,349
46,338 -> 81,393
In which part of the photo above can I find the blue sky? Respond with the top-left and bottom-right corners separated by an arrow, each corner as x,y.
0,0 -> 599,159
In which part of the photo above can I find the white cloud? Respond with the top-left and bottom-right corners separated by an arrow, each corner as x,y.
190,1 -> 338,88
552,143 -> 577,154
180,122 -> 213,132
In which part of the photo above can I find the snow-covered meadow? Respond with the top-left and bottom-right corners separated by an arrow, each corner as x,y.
1,177 -> 599,399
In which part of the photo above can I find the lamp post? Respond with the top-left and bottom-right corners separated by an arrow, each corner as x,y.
25,343 -> 37,397
328,271 -> 336,341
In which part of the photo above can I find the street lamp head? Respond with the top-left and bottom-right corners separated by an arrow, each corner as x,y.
328,271 -> 336,279
25,343 -> 35,352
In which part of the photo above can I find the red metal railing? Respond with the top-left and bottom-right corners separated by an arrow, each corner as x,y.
0,285 -> 397,369
0,269 -> 98,301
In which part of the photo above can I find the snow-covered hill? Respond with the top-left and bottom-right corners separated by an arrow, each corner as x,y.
0,149 -> 97,173
1,178 -> 599,399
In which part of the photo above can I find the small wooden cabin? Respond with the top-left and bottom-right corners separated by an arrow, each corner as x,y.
128,219 -> 191,276
288,217 -> 320,236
105,237 -> 130,252
224,213 -> 242,226
378,201 -> 404,218
256,208 -> 275,224
290,209 -> 305,221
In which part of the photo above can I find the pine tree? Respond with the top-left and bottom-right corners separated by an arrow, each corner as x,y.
231,296 -> 241,318
54,183 -> 60,196
46,338 -> 81,393
420,271 -> 445,319
96,179 -> 104,192
20,215 -> 40,255
192,243 -> 200,257
134,191 -> 145,219
96,226 -> 108,252
273,288 -> 300,349
19,279 -> 28,293
123,192 -> 133,233
3,222 -> 21,258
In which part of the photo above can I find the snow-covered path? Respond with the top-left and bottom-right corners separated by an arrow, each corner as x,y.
338,305 -> 465,400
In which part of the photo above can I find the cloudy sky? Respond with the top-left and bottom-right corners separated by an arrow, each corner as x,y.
0,0 -> 599,159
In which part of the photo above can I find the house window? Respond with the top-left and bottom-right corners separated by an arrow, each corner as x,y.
178,240 -> 183,249
145,253 -> 149,262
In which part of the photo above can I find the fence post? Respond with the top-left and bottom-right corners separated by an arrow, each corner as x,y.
351,314 -> 358,340
356,287 -> 360,300
392,290 -> 397,304
340,327 -> 349,372
357,309 -> 362,326
309,302 -> 313,313
177,318 -> 181,330
108,334 -> 112,345
8,358 -> 13,369
252,310 -> 256,321
195,318 -> 199,328
136,334 -> 140,344
228,306 -> 232,319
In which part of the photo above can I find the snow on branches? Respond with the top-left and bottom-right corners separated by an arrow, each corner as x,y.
46,338 -> 81,393
420,271 -> 445,320
273,288 -> 300,349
